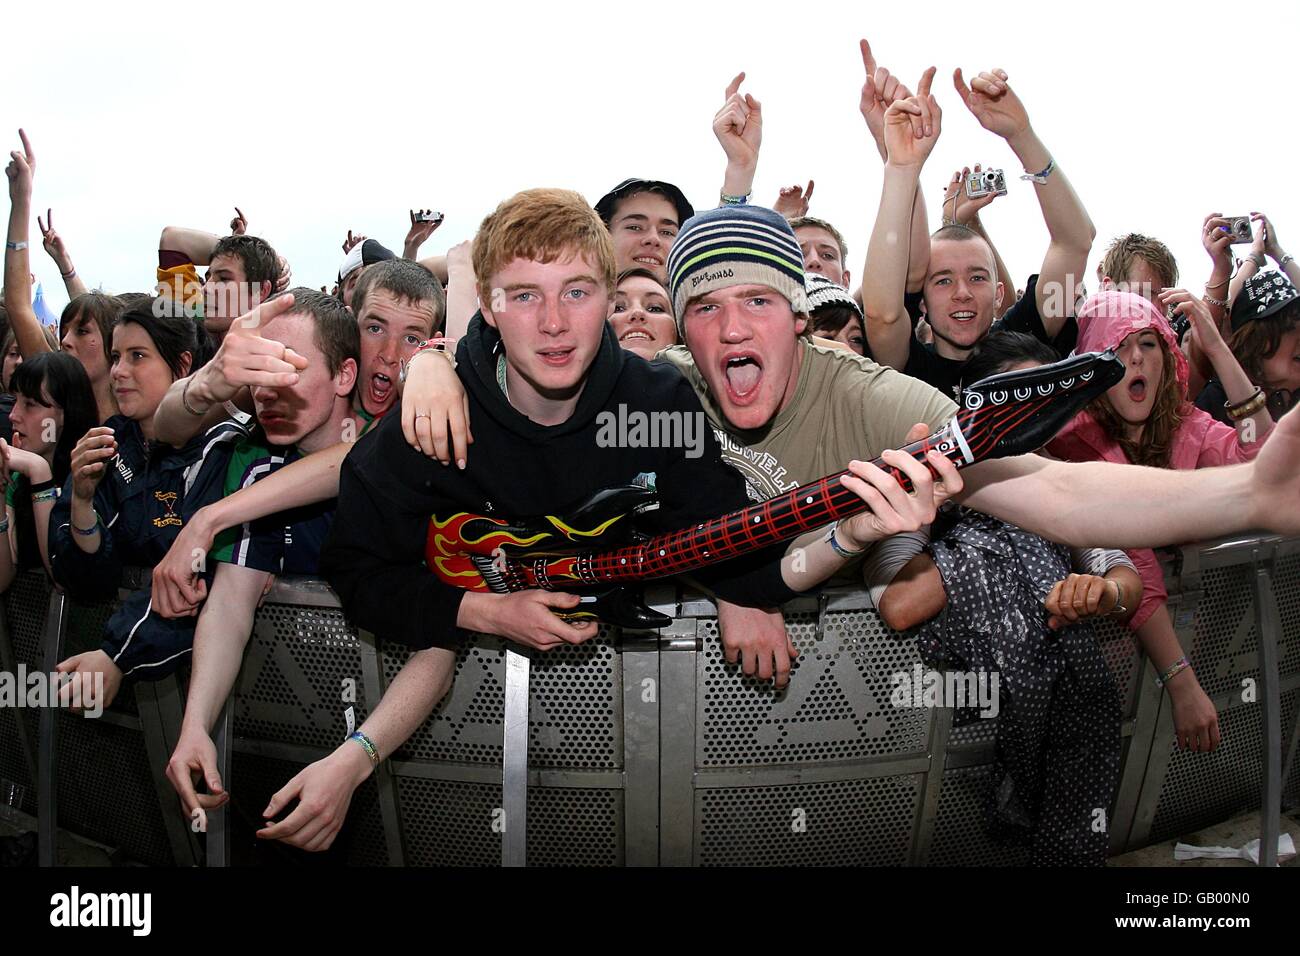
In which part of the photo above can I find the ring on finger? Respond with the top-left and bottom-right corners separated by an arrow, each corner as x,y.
414,411 -> 430,419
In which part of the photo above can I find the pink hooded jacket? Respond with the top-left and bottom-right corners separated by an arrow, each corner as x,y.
1047,291 -> 1268,629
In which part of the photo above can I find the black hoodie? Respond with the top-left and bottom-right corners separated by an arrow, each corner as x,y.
320,313 -> 796,649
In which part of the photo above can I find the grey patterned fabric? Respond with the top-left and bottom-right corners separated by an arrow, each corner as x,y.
917,507 -> 1122,866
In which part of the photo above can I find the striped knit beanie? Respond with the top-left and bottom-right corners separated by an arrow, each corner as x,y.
805,273 -> 862,318
666,204 -> 809,337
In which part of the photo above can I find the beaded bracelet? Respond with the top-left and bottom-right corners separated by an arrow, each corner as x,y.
347,730 -> 380,769
73,512 -> 101,536
1226,388 -> 1267,421
1155,656 -> 1190,689
1203,291 -> 1228,309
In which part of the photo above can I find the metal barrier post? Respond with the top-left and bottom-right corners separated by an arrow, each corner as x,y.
134,677 -> 201,866
501,646 -> 530,867
206,697 -> 232,867
1251,558 -> 1283,868
37,589 -> 68,867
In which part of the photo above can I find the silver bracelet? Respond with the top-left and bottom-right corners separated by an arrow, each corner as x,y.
181,376 -> 210,417
1281,254 -> 1295,268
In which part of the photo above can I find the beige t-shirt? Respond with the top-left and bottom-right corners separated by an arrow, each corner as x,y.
657,339 -> 957,600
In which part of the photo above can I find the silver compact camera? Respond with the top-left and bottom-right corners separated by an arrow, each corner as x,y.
965,168 -> 1008,199
1227,216 -> 1253,244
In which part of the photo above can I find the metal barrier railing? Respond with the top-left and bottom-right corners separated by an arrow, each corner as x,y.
2,533 -> 1296,866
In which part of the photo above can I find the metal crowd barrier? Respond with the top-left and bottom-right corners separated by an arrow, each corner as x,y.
1,533 -> 1297,867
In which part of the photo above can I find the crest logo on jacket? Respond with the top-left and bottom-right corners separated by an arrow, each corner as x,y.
152,491 -> 181,528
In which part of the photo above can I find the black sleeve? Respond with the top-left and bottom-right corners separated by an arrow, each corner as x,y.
49,475 -> 121,603
904,290 -> 925,325
643,379 -> 797,608
319,410 -> 466,650
994,273 -> 1078,356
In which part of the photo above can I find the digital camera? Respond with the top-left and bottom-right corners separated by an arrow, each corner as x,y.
1227,216 -> 1253,244
965,168 -> 1008,199
416,210 -> 445,224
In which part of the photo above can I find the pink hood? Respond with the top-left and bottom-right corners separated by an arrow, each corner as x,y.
1076,290 -> 1189,398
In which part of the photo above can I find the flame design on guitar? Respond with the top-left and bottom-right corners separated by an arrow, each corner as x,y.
426,350 -> 1124,628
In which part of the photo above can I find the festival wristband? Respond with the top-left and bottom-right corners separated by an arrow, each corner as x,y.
347,730 -> 381,769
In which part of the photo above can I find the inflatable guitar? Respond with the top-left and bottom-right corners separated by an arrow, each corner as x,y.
426,350 -> 1125,629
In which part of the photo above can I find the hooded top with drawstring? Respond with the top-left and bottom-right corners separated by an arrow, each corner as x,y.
1047,291 -> 1272,629
320,311 -> 796,649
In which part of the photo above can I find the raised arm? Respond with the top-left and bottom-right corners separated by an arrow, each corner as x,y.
713,72 -> 763,202
4,130 -> 54,359
856,40 -> 929,299
442,240 -> 477,342
954,68 -> 1094,335
403,209 -> 443,260
1161,287 -> 1274,448
861,67 -> 941,371
37,209 -> 88,299
1256,212 -> 1299,287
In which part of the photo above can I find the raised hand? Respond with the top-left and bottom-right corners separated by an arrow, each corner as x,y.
274,254 -> 292,294
953,68 -> 1030,142
1202,213 -> 1235,267
883,67 -> 941,170
773,181 -> 814,219
37,208 -> 72,271
230,206 -> 248,236
713,72 -> 763,174
342,230 -> 366,255
5,129 -> 35,203
1160,288 -> 1226,359
1251,212 -> 1284,262
941,165 -> 998,225
70,426 -> 117,503
858,39 -> 914,158
404,209 -> 443,258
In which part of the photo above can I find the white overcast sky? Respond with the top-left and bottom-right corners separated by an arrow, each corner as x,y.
4,0 -> 1297,313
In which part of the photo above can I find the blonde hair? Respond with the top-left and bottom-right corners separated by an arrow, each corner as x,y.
473,188 -> 616,304
1098,233 -> 1179,289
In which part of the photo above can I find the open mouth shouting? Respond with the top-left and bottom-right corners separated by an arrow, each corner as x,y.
1128,374 -> 1148,403
368,371 -> 394,411
722,350 -> 764,405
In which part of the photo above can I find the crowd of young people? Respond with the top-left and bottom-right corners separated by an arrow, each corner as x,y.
4,38 -> 1300,865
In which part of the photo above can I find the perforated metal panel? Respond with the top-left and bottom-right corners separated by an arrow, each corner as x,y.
695,774 -> 920,866
927,765 -> 1032,866
234,602 -> 369,750
527,787 -> 623,866
1095,616 -> 1143,718
5,572 -> 49,667
528,630 -> 621,770
228,751 -> 389,865
394,776 -> 501,866
384,637 -> 505,765
1189,565 -> 1260,702
53,711 -> 173,865
698,608 -> 927,766
1148,688 -> 1299,843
